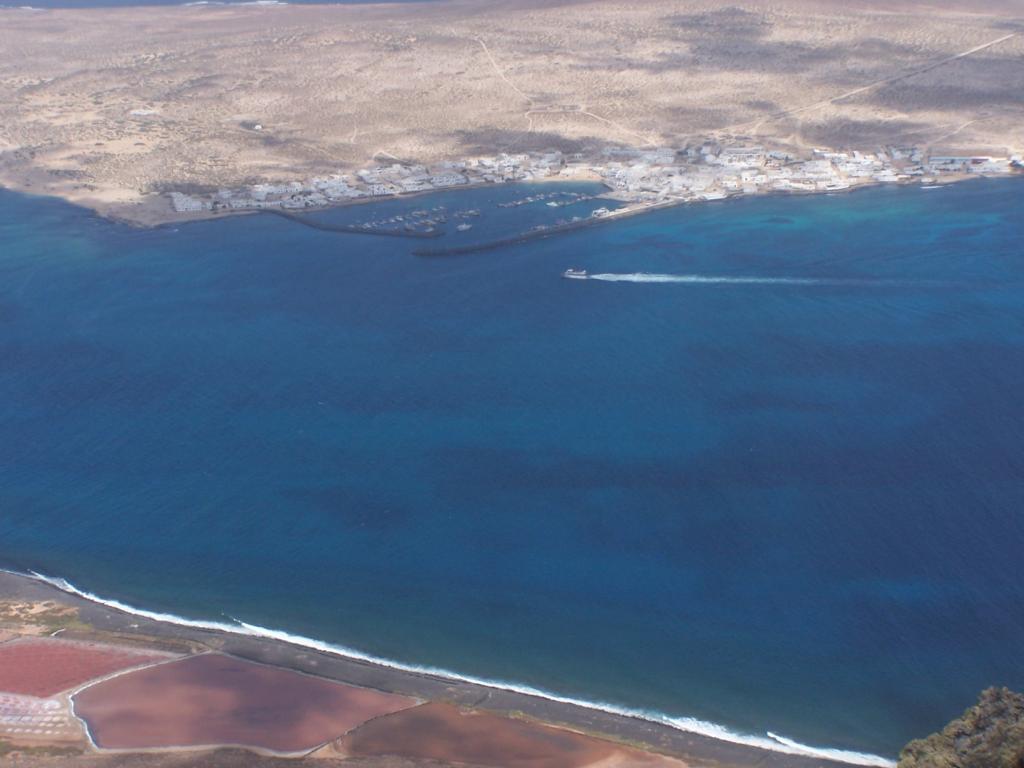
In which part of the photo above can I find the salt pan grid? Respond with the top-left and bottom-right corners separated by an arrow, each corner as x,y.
0,692 -> 79,740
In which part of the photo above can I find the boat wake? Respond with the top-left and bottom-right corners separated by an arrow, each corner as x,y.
585,272 -> 896,286
14,569 -> 894,768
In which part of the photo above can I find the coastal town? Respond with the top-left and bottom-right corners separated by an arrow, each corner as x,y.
169,144 -> 1023,221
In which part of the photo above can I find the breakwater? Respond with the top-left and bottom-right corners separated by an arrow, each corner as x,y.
263,208 -> 443,239
413,198 -> 687,256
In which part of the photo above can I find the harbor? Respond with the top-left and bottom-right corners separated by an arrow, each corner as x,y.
413,197 -> 686,257
168,144 -> 1022,228
262,209 -> 443,239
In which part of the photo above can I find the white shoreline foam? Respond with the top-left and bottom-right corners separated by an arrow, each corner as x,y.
8,568 -> 894,767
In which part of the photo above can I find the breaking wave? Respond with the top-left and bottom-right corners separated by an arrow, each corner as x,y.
16,569 -> 894,767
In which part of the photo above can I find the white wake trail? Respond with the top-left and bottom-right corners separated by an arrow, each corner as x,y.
587,273 -> 852,285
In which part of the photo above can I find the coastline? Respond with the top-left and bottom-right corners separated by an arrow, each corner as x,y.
411,174 -> 993,257
171,173 -> 998,256
0,568 -> 893,768
0,169 -> 1001,242
2,0 -> 1021,231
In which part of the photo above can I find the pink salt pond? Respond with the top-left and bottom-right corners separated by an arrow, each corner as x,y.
73,653 -> 416,753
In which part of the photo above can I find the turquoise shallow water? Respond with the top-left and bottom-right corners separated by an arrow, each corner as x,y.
1,179 -> 1023,759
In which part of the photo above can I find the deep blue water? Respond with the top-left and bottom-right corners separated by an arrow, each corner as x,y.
1,179 -> 1023,759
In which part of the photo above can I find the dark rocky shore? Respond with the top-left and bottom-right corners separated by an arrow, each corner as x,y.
899,687 -> 1024,768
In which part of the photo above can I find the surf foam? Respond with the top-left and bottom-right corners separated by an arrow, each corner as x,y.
16,569 -> 894,767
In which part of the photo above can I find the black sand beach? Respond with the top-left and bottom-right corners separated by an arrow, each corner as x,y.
0,570 -> 869,768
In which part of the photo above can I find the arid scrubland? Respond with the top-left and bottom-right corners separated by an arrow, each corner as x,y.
0,0 -> 1020,222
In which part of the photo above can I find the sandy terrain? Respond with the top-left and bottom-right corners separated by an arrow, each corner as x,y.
0,600 -> 83,636
0,0 -> 1020,224
73,653 -> 417,754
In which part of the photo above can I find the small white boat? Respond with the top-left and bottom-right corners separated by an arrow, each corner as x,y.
563,268 -> 588,279
456,223 -> 473,231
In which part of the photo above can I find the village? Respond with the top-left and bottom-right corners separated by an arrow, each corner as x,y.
169,143 -> 1023,218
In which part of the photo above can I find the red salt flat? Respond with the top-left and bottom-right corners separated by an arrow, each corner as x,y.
342,701 -> 683,768
0,638 -> 169,697
73,653 -> 417,753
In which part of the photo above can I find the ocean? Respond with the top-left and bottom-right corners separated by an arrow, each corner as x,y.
1,179 -> 1022,762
